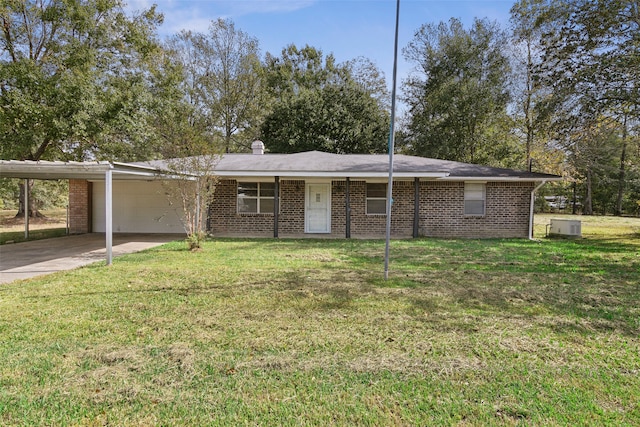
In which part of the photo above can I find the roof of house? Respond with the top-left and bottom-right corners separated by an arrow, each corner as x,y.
0,160 -> 164,180
143,151 -> 561,181
1,151 -> 561,182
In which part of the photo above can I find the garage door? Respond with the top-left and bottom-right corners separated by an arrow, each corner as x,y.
92,181 -> 185,233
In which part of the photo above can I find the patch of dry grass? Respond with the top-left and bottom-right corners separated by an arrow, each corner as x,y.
534,213 -> 640,239
0,209 -> 67,231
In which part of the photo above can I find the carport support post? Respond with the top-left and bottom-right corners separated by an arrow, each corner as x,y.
105,169 -> 113,266
24,178 -> 29,239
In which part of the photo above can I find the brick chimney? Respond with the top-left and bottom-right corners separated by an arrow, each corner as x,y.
251,140 -> 265,155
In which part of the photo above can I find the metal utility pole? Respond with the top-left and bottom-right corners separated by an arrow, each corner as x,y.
384,0 -> 400,280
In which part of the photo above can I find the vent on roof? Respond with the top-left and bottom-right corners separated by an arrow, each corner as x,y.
252,140 -> 264,155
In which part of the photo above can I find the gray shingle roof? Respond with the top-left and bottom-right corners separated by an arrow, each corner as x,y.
144,151 -> 560,181
1,151 -> 561,181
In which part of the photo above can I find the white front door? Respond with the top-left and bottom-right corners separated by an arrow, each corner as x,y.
305,183 -> 331,233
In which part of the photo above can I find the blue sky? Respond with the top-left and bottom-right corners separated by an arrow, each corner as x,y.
128,0 -> 515,105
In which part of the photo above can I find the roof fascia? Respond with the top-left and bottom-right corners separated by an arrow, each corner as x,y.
213,171 -> 450,178
441,176 -> 562,182
0,160 -> 113,180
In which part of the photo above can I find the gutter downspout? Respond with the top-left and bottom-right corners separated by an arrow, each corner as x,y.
529,180 -> 546,240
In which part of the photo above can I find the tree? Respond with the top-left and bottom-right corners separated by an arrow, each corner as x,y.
509,0 -> 559,172
0,0 -> 164,161
1,0 -> 164,215
566,116 -> 621,215
161,147 -> 219,251
206,19 -> 265,153
165,19 -> 265,154
162,31 -> 216,149
343,56 -> 390,111
260,44 -> 390,154
149,45 -> 221,249
401,18 -> 515,166
536,0 -> 640,215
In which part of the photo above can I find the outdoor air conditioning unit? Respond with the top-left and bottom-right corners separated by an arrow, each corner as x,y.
548,218 -> 582,238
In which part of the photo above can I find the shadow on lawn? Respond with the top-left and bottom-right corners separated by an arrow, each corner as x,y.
342,238 -> 639,337
210,237 -> 639,336
17,237 -> 638,337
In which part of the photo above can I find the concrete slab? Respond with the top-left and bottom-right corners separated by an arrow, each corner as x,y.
0,233 -> 182,284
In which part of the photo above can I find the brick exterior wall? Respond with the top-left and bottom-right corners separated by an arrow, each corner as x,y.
330,181 -> 347,237
338,180 -> 414,238
208,178 -> 535,239
279,180 -> 305,234
420,181 -> 535,238
68,179 -> 91,234
208,179 -> 274,236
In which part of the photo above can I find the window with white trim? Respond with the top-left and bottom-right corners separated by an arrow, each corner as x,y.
237,182 -> 275,214
464,183 -> 485,216
366,183 -> 387,214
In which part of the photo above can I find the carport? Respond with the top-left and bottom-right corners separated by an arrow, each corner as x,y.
0,160 -> 180,265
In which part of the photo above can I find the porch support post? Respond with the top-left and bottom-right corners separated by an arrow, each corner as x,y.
24,178 -> 29,240
274,176 -> 280,238
345,178 -> 351,238
413,177 -> 420,238
195,180 -> 201,234
105,168 -> 113,266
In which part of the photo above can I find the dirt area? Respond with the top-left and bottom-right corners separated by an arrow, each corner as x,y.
0,209 -> 67,232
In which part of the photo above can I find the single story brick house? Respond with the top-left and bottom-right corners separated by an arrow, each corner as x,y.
142,141 -> 561,239
0,142 -> 561,240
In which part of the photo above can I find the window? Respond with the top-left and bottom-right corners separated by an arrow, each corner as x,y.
464,183 -> 485,216
366,183 -> 387,214
237,182 -> 275,214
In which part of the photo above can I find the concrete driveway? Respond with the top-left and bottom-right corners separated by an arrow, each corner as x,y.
0,233 -> 181,284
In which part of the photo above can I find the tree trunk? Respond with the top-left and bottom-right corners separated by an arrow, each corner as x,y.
614,114 -> 627,216
15,180 -> 45,218
583,170 -> 593,215
525,41 -> 533,172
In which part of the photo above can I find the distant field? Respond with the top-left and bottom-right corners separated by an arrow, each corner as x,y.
534,213 -> 640,239
0,216 -> 638,425
0,209 -> 67,244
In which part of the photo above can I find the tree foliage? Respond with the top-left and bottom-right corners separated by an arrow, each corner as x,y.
0,0 -> 165,162
400,18 -> 516,166
533,0 -> 640,215
509,0 -> 560,171
165,19 -> 265,154
260,44 -> 390,154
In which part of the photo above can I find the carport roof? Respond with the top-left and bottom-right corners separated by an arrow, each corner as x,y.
0,160 -> 166,180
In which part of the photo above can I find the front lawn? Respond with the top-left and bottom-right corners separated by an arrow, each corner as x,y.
1,223 -> 638,425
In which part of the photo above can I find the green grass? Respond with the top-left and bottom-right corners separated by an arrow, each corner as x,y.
0,227 -> 68,245
1,209 -> 68,244
1,219 -> 639,425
